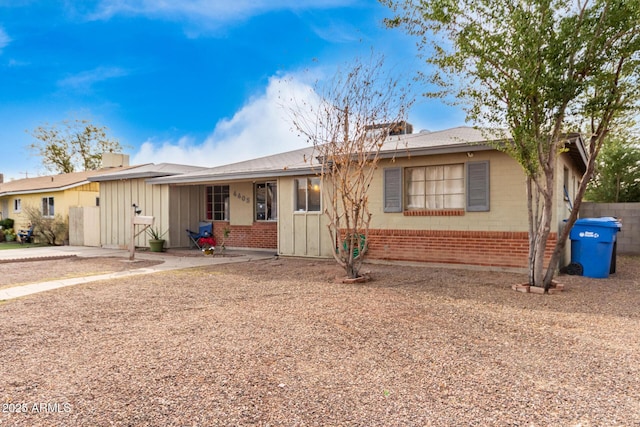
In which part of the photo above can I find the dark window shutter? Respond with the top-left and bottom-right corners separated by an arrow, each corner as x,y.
466,161 -> 490,212
384,167 -> 403,213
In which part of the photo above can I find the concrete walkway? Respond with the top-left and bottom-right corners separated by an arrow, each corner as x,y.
0,245 -> 276,301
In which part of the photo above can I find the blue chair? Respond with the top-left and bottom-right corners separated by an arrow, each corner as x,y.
18,226 -> 34,244
186,222 -> 213,249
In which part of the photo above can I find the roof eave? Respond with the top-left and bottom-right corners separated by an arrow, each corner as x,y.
146,167 -> 320,185
378,142 -> 494,159
144,144 -> 497,185
0,180 -> 92,197
89,172 -> 180,182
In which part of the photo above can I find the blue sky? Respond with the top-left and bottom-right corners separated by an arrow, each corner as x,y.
0,0 -> 465,181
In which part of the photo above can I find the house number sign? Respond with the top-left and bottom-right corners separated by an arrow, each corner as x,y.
233,190 -> 251,204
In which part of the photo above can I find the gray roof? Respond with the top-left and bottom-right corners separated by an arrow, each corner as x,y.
146,147 -> 320,184
0,167 -> 130,196
88,163 -> 207,182
375,126 -> 501,158
145,126 -> 587,185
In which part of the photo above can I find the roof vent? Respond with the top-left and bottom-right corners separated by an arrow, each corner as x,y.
365,121 -> 413,136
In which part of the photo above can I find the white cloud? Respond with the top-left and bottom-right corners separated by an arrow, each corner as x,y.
131,74 -> 319,168
57,66 -> 128,92
87,0 -> 355,25
0,27 -> 11,53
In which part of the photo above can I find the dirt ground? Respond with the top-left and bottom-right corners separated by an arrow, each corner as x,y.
0,255 -> 639,426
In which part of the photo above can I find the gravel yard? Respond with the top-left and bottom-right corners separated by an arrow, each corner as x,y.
1,255 -> 639,426
0,257 -> 163,290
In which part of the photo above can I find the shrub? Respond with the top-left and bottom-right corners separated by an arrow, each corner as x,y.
0,218 -> 14,230
23,206 -> 68,245
3,228 -> 16,241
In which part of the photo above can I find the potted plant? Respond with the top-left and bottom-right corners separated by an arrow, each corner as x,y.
146,227 -> 168,252
221,227 -> 231,253
198,235 -> 216,255
4,228 -> 17,242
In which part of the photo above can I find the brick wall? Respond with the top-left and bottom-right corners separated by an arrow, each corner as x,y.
212,221 -> 277,249
580,202 -> 640,254
365,229 -> 557,269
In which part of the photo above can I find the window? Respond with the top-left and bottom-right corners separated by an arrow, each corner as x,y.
383,161 -> 490,213
295,177 -> 321,212
42,197 -> 55,217
13,198 -> 21,213
206,185 -> 229,221
255,182 -> 277,221
406,164 -> 464,210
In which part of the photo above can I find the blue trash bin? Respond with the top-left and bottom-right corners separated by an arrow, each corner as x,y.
569,217 -> 621,278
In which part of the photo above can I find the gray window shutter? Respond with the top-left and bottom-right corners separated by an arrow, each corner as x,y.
466,161 -> 490,212
384,167 -> 403,213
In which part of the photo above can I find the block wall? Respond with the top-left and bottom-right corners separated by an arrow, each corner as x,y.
580,202 -> 640,254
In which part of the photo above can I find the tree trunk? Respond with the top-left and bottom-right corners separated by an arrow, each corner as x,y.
532,198 -> 553,288
531,171 -> 554,289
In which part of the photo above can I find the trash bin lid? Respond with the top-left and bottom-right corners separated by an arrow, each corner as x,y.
575,217 -> 622,230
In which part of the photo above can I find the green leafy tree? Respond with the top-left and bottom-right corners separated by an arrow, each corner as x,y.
384,0 -> 640,290
27,119 -> 123,173
586,133 -> 640,202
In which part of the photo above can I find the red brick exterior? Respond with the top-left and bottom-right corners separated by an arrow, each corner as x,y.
403,209 -> 465,217
213,220 -> 555,269
212,221 -> 277,249
365,229 -> 557,269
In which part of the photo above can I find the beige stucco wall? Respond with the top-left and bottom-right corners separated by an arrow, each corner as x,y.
277,151 -> 532,259
3,182 -> 99,231
555,151 -> 583,266
229,182 -> 254,226
276,149 -> 585,261
369,150 -> 529,231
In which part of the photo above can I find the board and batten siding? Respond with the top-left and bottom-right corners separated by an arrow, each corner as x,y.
278,176 -> 333,258
168,185 -> 206,247
99,178 -> 171,249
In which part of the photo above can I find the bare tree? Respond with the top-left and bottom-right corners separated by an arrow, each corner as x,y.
287,55 -> 413,279
23,205 -> 68,246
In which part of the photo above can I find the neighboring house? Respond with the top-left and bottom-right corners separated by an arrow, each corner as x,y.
88,163 -> 208,249
0,153 -> 131,241
139,126 -> 586,270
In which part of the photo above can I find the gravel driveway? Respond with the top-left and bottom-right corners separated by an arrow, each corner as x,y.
1,255 -> 639,426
